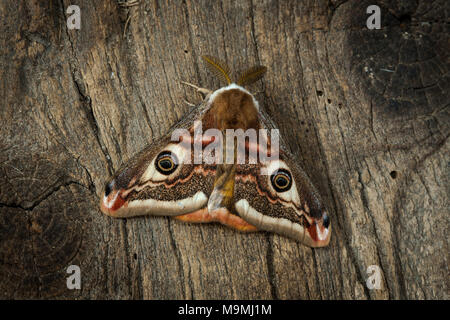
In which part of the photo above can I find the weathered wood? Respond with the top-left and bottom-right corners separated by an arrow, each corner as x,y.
0,0 -> 448,299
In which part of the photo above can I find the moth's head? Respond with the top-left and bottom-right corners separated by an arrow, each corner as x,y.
201,55 -> 267,131
207,84 -> 260,131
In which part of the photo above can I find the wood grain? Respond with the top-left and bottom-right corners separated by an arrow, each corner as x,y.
0,0 -> 448,299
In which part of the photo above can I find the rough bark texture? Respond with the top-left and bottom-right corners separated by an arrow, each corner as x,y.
0,0 -> 448,299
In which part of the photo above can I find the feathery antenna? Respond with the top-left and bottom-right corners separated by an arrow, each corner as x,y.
237,66 -> 267,86
202,55 -> 232,85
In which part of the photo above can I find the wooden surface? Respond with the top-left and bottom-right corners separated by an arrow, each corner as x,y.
0,0 -> 448,299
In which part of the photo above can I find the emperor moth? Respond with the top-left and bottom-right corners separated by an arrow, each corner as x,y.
100,56 -> 331,247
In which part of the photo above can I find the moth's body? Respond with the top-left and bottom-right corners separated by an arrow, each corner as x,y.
100,57 -> 331,247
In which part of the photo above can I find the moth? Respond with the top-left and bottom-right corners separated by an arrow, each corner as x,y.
100,56 -> 331,247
